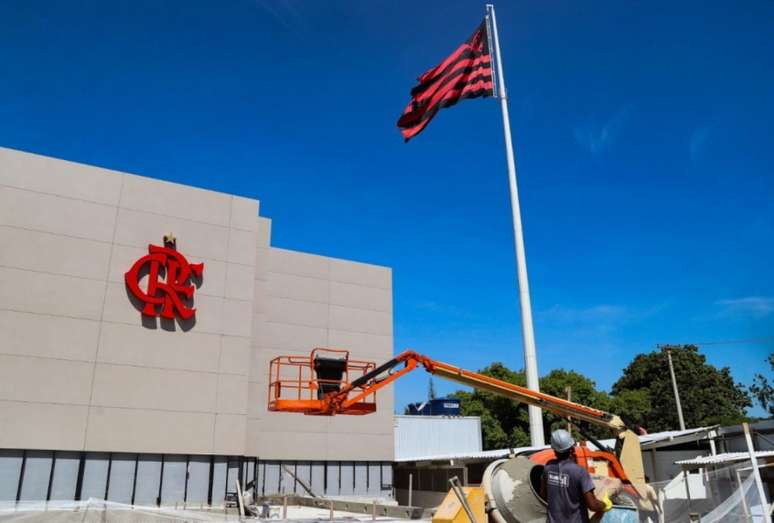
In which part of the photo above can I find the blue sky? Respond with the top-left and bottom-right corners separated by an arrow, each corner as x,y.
1,0 -> 772,418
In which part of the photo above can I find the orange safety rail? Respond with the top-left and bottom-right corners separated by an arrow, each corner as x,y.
267,348 -> 378,415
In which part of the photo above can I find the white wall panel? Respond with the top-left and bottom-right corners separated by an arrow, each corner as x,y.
0,185 -> 117,242
0,147 -> 122,205
394,416 -> 482,460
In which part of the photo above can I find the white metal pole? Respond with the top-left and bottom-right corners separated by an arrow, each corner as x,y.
743,422 -> 772,523
487,3 -> 544,446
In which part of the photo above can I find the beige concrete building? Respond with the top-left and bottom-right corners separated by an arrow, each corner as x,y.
0,147 -> 394,505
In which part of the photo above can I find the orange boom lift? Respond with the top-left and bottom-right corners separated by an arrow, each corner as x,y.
268,348 -> 650,504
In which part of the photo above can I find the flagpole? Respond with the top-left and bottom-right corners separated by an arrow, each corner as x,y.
486,4 -> 545,447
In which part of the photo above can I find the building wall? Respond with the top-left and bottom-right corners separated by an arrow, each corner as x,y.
249,241 -> 394,461
642,449 -> 709,482
0,147 -> 394,464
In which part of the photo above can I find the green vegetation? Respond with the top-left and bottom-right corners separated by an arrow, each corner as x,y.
453,344 -> 755,450
750,353 -> 774,416
612,345 -> 751,432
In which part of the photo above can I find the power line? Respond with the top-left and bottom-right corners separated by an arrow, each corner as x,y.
664,337 -> 774,347
694,336 -> 774,346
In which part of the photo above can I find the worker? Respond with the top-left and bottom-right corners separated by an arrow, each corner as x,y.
540,429 -> 613,522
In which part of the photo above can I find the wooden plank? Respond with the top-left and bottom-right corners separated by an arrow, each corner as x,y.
256,494 -> 425,519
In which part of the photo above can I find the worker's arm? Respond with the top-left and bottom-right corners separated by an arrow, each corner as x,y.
579,469 -> 612,513
582,490 -> 611,513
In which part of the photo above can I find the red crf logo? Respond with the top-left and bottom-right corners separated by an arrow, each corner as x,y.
125,238 -> 204,320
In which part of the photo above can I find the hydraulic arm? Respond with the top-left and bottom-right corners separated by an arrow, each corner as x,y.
267,348 -> 648,497
339,350 -> 627,430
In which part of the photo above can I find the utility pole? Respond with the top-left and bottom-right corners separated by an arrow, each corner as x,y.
661,345 -> 686,431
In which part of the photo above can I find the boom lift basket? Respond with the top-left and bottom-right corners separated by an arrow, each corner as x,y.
267,348 -> 378,415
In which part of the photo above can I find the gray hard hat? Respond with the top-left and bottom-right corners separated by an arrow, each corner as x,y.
550,429 -> 576,453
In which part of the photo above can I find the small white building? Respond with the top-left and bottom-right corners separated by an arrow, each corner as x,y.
394,416 -> 482,462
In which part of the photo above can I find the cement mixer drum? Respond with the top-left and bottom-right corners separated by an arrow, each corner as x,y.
482,456 -> 640,523
483,457 -> 546,523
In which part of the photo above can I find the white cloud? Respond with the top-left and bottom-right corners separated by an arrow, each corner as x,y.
715,296 -> 774,319
574,105 -> 632,155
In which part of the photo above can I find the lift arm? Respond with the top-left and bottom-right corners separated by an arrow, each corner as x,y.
268,348 -> 648,496
332,350 -> 647,496
329,350 -> 630,434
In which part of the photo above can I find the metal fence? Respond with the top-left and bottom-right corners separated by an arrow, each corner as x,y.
256,460 -> 393,498
651,459 -> 771,522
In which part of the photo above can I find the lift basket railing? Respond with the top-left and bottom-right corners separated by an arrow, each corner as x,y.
267,348 -> 377,415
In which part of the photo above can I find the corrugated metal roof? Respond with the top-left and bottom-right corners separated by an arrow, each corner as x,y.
587,426 -> 719,452
394,445 -> 548,463
394,425 -> 719,462
676,450 -> 774,467
394,416 -> 482,461
395,445 -> 548,462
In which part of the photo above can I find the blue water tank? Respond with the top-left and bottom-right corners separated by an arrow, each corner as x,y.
406,397 -> 461,415
429,398 -> 461,415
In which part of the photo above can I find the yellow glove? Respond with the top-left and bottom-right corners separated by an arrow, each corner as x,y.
601,493 -> 613,512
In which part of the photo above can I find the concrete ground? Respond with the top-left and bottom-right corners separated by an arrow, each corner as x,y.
0,501 -> 423,523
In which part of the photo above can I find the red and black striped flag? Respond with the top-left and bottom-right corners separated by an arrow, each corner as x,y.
397,20 -> 494,142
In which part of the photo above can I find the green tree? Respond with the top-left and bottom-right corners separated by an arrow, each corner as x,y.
539,369 -> 612,439
609,389 -> 652,429
612,345 -> 751,432
749,353 -> 774,416
452,363 -> 616,450
452,363 -> 532,449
